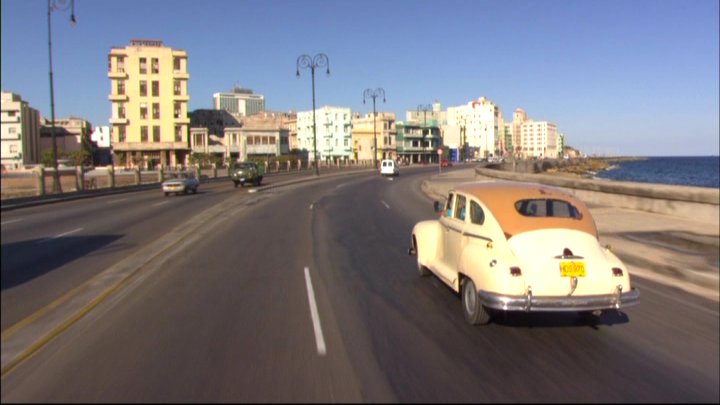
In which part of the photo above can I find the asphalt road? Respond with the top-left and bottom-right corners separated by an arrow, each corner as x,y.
1,166 -> 718,402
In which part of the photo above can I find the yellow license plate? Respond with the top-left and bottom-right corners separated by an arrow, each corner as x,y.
560,261 -> 586,277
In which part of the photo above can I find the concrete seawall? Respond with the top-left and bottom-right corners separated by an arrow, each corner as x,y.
475,167 -> 720,224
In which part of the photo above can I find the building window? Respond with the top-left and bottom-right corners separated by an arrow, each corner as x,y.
117,80 -> 125,95
173,57 -> 181,71
139,57 -> 147,74
118,126 -> 126,142
153,126 -> 160,142
8,127 -> 17,134
152,103 -> 160,119
141,126 -> 148,142
174,80 -> 181,96
174,102 -> 182,118
117,57 -> 125,73
151,58 -> 159,74
175,125 -> 182,142
193,133 -> 204,146
139,81 -> 147,97
140,104 -> 148,120
9,145 -> 17,154
117,104 -> 126,119
152,81 -> 159,97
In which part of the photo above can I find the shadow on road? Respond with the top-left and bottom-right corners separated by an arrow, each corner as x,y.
1,235 -> 122,290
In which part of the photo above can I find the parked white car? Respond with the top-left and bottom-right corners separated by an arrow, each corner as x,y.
380,159 -> 399,176
409,181 -> 640,325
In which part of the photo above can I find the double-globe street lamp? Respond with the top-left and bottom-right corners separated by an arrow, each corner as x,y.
417,104 -> 431,163
363,88 -> 385,168
47,0 -> 76,194
296,53 -> 330,176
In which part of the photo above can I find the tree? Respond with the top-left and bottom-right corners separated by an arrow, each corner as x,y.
67,149 -> 92,167
41,149 -> 67,168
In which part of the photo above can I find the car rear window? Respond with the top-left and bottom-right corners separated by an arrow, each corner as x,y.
514,199 -> 583,219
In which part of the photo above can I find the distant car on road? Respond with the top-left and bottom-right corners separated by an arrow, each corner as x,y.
409,181 -> 639,325
380,159 -> 399,176
441,159 -> 452,168
162,172 -> 199,196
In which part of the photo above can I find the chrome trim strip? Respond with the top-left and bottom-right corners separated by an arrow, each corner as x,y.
462,231 -> 493,243
478,288 -> 640,312
553,255 -> 585,259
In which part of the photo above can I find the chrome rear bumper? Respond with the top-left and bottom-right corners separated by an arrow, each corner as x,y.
479,285 -> 640,312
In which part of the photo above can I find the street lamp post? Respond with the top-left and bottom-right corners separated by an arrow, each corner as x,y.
417,104 -> 431,163
296,53 -> 330,176
47,0 -> 76,194
363,88 -> 385,168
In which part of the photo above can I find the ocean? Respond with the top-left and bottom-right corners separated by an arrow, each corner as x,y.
594,156 -> 719,189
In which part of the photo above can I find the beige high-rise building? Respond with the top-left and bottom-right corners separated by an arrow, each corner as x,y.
108,39 -> 190,168
1,92 -> 41,170
351,112 -> 397,162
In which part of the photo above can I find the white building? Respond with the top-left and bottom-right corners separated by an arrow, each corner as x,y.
297,106 -> 352,162
511,108 -> 558,159
519,121 -> 558,159
91,126 -> 111,148
1,92 -> 41,170
213,86 -> 265,118
446,97 -> 503,160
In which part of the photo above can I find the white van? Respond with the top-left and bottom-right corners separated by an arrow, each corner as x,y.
380,159 -> 399,176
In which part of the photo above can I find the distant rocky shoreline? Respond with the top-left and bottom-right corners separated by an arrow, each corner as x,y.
493,157 -> 647,178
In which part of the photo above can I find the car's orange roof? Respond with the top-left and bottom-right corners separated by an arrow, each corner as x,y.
452,181 -> 598,238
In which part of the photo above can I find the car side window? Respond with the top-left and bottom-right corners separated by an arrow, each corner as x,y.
445,193 -> 455,217
470,201 -> 485,225
454,194 -> 466,221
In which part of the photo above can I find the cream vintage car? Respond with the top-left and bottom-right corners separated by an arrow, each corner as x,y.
409,181 -> 640,325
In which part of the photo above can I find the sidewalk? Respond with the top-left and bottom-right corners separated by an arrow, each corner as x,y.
422,168 -> 720,302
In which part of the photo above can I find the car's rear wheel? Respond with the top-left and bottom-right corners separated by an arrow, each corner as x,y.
462,278 -> 491,325
414,237 -> 431,277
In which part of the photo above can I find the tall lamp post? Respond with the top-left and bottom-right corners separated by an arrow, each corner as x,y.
363,88 -> 385,168
296,53 -> 330,176
417,104 -> 431,163
47,0 -> 76,194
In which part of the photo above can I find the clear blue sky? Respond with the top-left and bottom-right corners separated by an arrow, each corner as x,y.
2,0 -> 718,157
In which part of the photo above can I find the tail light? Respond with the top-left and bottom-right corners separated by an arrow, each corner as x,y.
510,267 -> 522,277
612,267 -> 624,277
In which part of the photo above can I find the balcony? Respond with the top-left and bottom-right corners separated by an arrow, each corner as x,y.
173,94 -> 190,102
173,70 -> 189,80
109,117 -> 128,125
108,70 -> 128,79
109,93 -> 129,102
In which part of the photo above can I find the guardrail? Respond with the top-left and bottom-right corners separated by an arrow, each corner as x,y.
1,159 -> 380,201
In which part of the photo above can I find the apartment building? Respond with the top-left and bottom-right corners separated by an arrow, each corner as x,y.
107,39 -> 190,169
213,86 -> 265,119
39,116 -> 93,161
510,108 -> 559,159
350,112 -> 397,162
446,97 -> 503,160
519,120 -> 558,159
237,111 -> 290,159
396,122 -> 442,164
297,106 -> 352,162
1,92 -> 40,170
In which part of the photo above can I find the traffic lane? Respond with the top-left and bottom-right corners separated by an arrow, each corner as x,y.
311,170 -> 719,402
0,174 -> 384,402
1,180 -> 247,330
